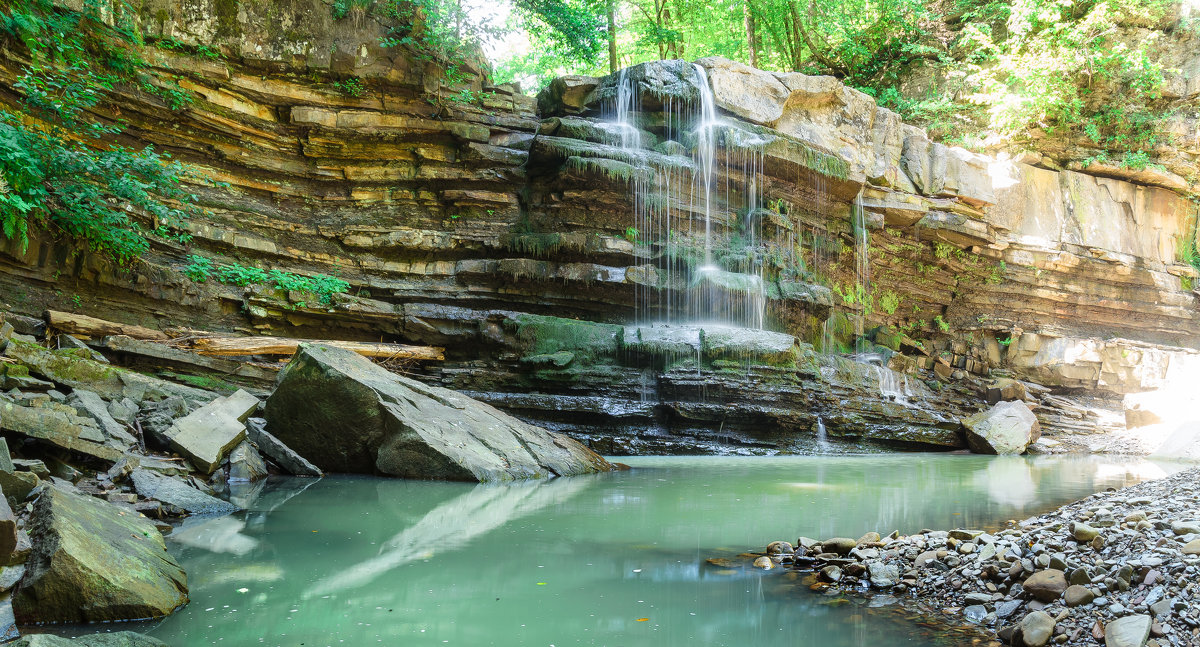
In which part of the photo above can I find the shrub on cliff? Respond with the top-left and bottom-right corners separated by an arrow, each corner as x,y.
0,0 -> 199,263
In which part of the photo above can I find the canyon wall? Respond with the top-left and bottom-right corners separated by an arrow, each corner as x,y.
2,0 -> 1198,454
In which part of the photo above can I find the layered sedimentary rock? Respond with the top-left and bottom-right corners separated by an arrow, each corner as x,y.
1,2 -> 1197,453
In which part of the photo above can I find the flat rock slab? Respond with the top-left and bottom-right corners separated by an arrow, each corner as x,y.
264,344 -> 615,481
0,399 -> 122,462
13,486 -> 188,623
164,389 -> 258,474
129,469 -> 239,516
71,389 -> 138,447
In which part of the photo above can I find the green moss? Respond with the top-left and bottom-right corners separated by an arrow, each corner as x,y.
157,371 -> 239,394
505,314 -> 622,362
505,232 -> 562,257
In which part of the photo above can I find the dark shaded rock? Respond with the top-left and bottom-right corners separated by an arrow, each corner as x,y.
264,344 -> 615,481
13,486 -> 187,623
245,418 -> 322,477
0,471 -> 39,508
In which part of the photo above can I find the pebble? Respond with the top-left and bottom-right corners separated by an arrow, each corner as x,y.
756,466 -> 1200,647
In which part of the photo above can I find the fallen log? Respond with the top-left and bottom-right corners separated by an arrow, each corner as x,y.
187,336 -> 445,361
44,310 -> 169,341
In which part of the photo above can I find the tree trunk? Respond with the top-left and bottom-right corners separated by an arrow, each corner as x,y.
44,310 -> 169,341
744,1 -> 758,68
185,336 -> 445,361
608,0 -> 618,73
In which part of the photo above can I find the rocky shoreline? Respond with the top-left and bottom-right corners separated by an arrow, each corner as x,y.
754,466 -> 1200,647
0,310 -> 613,644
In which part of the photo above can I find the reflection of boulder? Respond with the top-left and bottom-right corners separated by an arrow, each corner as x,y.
975,456 -> 1035,508
305,476 -> 594,597
172,517 -> 259,556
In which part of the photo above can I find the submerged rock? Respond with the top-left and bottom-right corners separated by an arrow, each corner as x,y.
245,418 -> 322,477
962,400 -> 1041,454
129,468 -> 239,516
264,344 -> 615,481
14,486 -> 187,623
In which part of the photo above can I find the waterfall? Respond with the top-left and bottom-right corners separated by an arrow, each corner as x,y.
853,186 -> 869,355
873,365 -> 914,406
815,415 -> 829,451
605,63 -> 769,332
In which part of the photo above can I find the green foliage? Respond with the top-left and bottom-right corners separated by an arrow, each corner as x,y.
878,290 -> 900,315
332,0 -> 373,20
1181,275 -> 1194,292
933,314 -> 949,333
987,260 -> 1006,285
624,226 -> 639,242
0,0 -> 198,263
185,255 -> 350,304
335,77 -> 367,97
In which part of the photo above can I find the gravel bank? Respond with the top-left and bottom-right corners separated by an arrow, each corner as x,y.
759,467 -> 1200,647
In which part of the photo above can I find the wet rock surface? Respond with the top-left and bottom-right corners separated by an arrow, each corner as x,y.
754,467 -> 1200,647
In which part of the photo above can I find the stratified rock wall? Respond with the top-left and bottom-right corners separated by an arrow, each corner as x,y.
1,3 -> 1197,453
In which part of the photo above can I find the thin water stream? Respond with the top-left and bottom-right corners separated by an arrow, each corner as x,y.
115,454 -> 1178,646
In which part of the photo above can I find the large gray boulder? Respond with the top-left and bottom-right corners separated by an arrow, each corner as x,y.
264,344 -> 615,481
962,400 -> 1041,455
14,486 -> 187,623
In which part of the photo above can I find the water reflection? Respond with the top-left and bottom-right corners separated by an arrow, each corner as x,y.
307,477 -> 595,597
139,455 -> 1180,647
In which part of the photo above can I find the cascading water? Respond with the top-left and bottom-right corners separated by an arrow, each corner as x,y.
604,63 -> 769,332
815,416 -> 829,451
872,364 -> 915,406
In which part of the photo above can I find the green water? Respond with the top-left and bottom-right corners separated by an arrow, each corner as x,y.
138,454 -> 1174,646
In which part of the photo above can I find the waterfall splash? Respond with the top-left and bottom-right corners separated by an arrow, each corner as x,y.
872,364 -> 915,406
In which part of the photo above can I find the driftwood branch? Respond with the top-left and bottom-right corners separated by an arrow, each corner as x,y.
186,336 -> 445,361
44,310 -> 169,341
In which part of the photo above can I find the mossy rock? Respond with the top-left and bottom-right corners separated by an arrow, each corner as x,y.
14,486 -> 188,623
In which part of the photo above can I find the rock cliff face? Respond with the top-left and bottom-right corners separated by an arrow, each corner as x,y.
1,1 -> 1197,454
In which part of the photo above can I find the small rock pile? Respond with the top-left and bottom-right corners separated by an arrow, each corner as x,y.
756,467 -> 1200,647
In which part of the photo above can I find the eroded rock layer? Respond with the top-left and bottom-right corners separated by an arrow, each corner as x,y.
2,1 -> 1198,453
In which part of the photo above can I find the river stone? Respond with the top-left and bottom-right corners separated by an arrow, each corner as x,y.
129,468 -> 238,516
264,344 -> 615,481
1105,615 -> 1152,647
821,538 -> 858,555
1170,520 -> 1200,535
867,561 -> 900,588
1065,584 -> 1095,607
1023,569 -> 1067,602
1072,522 -> 1099,542
1016,610 -> 1055,647
1182,539 -> 1200,555
962,400 -> 1041,454
13,485 -> 187,623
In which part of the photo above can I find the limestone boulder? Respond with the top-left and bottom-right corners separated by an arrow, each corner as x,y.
13,486 -> 187,623
1104,615 -> 1152,647
986,378 -> 1028,405
264,344 -> 616,481
536,75 -> 601,116
963,400 -> 1041,455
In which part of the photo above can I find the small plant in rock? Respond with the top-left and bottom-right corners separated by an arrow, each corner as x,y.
933,315 -> 950,333
335,77 -> 367,97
